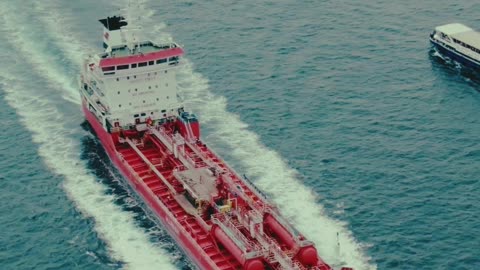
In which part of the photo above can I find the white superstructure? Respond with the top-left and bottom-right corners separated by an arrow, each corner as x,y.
430,23 -> 480,66
79,16 -> 185,132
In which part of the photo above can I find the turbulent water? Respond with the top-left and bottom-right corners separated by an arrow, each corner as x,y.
1,0 -> 480,269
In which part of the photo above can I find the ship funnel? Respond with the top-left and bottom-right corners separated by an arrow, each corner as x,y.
99,16 -> 128,49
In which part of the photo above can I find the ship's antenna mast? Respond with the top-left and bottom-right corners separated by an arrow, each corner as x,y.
124,0 -> 142,53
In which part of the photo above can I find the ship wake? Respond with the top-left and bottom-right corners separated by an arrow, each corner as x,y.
0,1 -> 179,270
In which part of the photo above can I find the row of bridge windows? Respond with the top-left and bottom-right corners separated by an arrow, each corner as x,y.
102,56 -> 179,72
452,38 -> 480,54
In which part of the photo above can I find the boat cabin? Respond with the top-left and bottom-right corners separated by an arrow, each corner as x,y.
433,23 -> 480,54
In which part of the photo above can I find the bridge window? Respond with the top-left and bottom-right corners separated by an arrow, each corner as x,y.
156,59 -> 167,64
117,65 -> 129,70
138,62 -> 147,67
102,66 -> 115,72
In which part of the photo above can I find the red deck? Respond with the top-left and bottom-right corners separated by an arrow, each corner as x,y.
82,101 -> 338,270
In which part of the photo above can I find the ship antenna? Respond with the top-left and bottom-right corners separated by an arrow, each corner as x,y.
336,232 -> 341,259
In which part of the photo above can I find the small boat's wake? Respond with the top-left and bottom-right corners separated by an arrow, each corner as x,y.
429,47 -> 480,87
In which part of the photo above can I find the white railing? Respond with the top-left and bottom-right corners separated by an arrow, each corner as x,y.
150,127 -> 174,152
198,144 -> 270,204
150,127 -> 197,169
212,215 -> 247,252
211,214 -> 262,260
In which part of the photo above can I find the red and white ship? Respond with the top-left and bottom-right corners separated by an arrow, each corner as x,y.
79,16 -> 352,270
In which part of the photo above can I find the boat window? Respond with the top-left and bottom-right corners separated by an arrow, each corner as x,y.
156,58 -> 167,64
134,114 -> 139,117
102,66 -> 115,71
131,63 -> 137,68
141,113 -> 146,116
149,61 -> 154,65
117,64 -> 129,70
454,39 -> 480,54
168,56 -> 179,62
138,62 -> 148,67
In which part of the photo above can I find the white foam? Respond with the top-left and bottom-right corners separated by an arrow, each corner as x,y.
32,1 -> 91,68
0,3 -> 178,270
0,2 -> 80,104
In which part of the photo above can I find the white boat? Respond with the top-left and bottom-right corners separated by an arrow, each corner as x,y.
430,23 -> 480,68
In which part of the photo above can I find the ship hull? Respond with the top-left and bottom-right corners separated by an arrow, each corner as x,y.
430,36 -> 480,69
81,101 -> 217,270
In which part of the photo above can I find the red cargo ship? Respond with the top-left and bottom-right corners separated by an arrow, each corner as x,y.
80,16 -> 352,270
